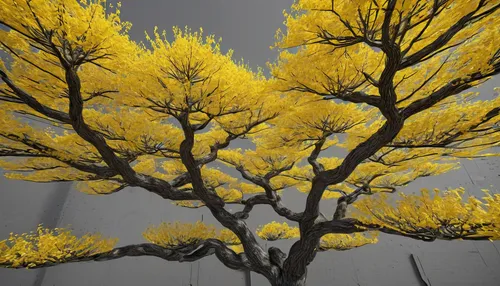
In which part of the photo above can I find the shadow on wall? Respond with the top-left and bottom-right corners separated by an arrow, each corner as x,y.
0,173 -> 71,286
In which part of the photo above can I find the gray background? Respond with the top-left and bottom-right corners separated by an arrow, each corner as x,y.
1,1 -> 500,285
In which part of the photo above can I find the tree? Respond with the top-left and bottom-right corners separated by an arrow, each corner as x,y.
0,0 -> 499,285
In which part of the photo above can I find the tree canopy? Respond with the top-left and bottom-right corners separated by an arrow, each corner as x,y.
0,0 -> 499,285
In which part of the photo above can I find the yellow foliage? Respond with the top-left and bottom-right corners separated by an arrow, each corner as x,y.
172,187 -> 242,208
0,0 -> 498,207
229,244 -> 244,254
143,221 -> 217,248
256,222 -> 379,250
143,222 -> 243,251
218,229 -> 241,245
172,201 -> 204,208
76,180 -> 124,195
0,0 -> 499,270
233,182 -> 266,195
201,168 -> 238,189
215,188 -> 243,202
219,147 -> 304,178
354,188 -> 500,240
252,99 -> 372,150
0,225 -> 117,268
319,232 -> 379,251
256,222 -> 300,241
159,160 -> 187,178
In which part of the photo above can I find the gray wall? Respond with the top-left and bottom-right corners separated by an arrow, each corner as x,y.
2,1 -> 500,285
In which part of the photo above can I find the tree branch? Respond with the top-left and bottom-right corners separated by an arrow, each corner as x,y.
401,69 -> 500,119
0,239 -> 251,271
287,84 -> 381,108
233,194 -> 303,222
232,165 -> 302,222
0,70 -> 71,124
308,138 -> 326,176
310,219 -> 496,243
176,111 -> 275,277
400,0 -> 499,69
333,185 -> 372,220
285,1 -> 405,279
0,35 -> 197,201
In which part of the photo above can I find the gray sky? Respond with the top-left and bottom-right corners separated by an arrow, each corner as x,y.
109,0 -> 295,71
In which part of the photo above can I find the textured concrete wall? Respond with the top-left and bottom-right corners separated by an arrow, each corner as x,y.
0,173 -> 71,286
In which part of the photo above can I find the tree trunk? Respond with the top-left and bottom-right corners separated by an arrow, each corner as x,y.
271,274 -> 307,286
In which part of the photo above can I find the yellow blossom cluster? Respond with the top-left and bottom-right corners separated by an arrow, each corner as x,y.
256,221 -> 300,241
354,188 -> 500,240
257,221 -> 380,251
319,232 -> 378,251
143,222 -> 243,249
0,225 -> 117,268
143,222 -> 217,248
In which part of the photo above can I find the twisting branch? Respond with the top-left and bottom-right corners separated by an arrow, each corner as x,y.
0,132 -> 118,178
233,194 -> 277,219
176,111 -> 276,278
284,1 -> 405,280
226,162 -> 302,222
300,0 -> 403,234
0,28 -> 198,201
310,219 -> 497,244
0,70 -> 71,124
0,239 -> 251,271
233,194 -> 303,222
332,185 -> 371,220
289,42 -> 500,275
62,65 -> 198,200
308,138 -> 327,176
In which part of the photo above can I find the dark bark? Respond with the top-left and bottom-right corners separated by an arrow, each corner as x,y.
234,167 -> 302,221
271,275 -> 307,286
284,1 -> 406,279
0,239 -> 251,271
176,112 -> 279,280
333,186 -> 371,220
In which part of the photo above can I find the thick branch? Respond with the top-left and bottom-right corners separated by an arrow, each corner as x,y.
1,36 -> 197,201
333,185 -> 371,220
233,194 -> 303,222
0,70 -> 71,124
234,166 -> 302,222
0,133 -> 198,199
402,71 -> 500,119
301,0 -> 402,229
310,219 -> 496,242
0,239 -> 251,271
176,112 -> 275,278
301,86 -> 403,231
286,1 -> 404,279
308,138 -> 326,176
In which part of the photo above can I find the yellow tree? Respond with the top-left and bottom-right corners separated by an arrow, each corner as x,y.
0,1 -> 499,285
